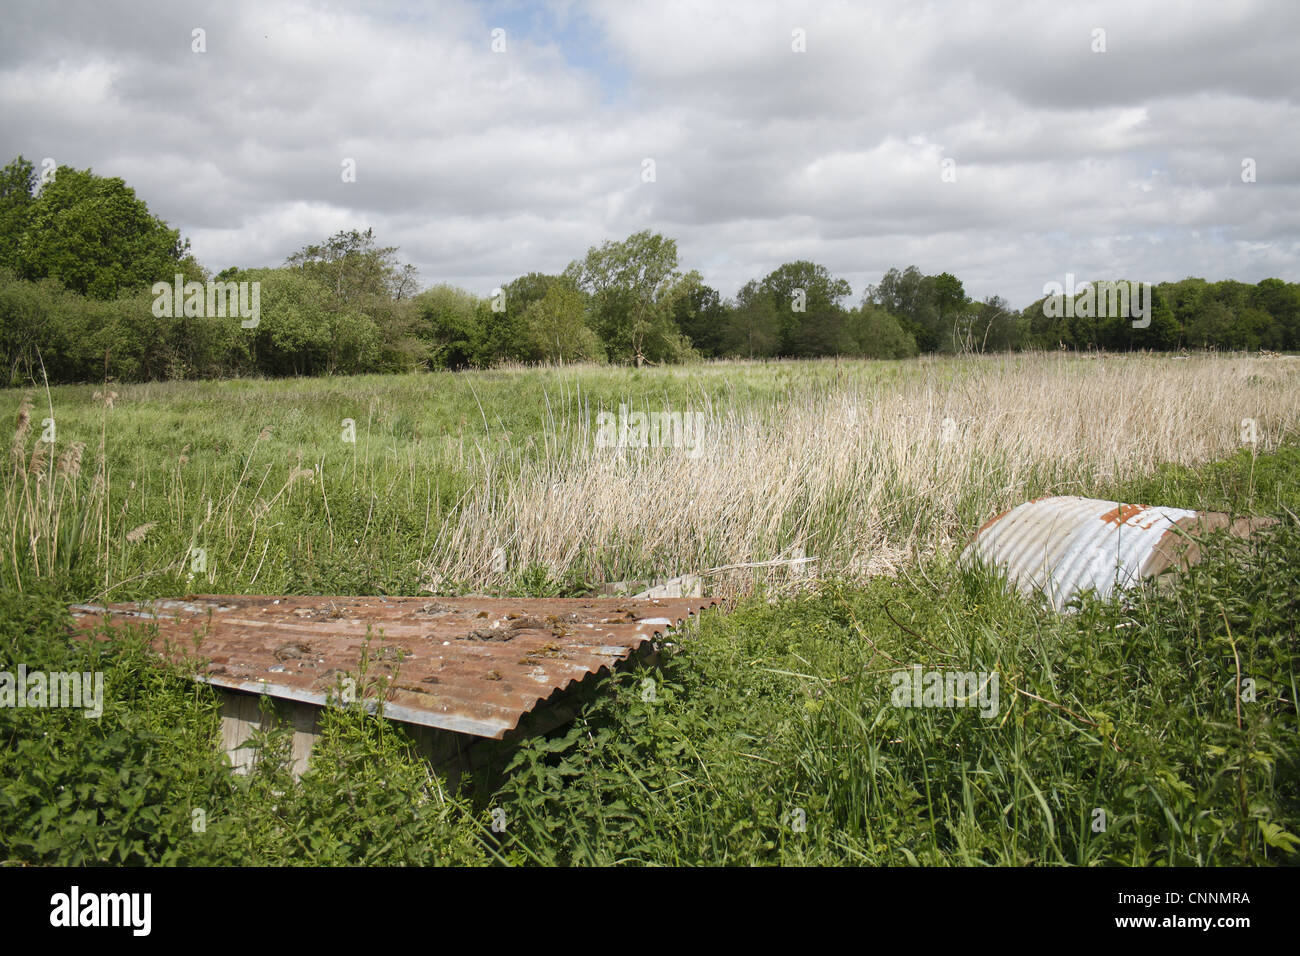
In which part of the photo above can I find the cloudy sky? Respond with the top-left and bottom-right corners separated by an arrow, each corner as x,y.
3,0 -> 1297,307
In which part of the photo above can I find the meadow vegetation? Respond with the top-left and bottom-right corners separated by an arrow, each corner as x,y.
1,352 -> 1297,865
3,352 -> 1296,600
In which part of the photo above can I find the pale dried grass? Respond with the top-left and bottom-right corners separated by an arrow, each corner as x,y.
423,353 -> 1300,596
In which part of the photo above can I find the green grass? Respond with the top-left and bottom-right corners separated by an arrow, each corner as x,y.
1,358 -> 1297,865
490,493 -> 1299,865
0,359 -> 916,599
1104,442 -> 1300,516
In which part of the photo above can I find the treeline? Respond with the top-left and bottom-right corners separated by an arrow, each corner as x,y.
1,155 -> 1296,385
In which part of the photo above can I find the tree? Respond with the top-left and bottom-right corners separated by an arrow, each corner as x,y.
1160,277 -> 1207,347
284,228 -> 425,371
285,228 -> 411,308
864,266 -> 941,352
0,156 -> 37,272
672,282 -> 729,357
844,305 -> 917,358
242,268 -> 335,376
0,269 -> 70,384
491,272 -> 579,363
723,280 -> 781,357
967,295 -> 1022,352
413,284 -> 487,369
372,296 -> 434,372
758,260 -> 852,356
518,280 -> 603,363
1250,278 -> 1300,349
932,272 -> 970,352
15,164 -> 189,299
565,231 -> 694,365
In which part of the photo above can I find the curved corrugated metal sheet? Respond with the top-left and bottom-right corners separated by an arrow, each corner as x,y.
960,496 -> 1201,611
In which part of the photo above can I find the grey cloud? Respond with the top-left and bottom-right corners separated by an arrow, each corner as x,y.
0,0 -> 1295,311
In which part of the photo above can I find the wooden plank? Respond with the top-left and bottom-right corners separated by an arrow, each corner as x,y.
218,691 -> 263,774
288,702 -> 320,779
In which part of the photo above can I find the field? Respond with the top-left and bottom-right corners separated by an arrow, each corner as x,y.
2,352 -> 1299,865
5,351 -> 1299,599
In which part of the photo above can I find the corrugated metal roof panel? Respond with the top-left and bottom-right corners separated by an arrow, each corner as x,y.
960,496 -> 1201,611
69,595 -> 716,739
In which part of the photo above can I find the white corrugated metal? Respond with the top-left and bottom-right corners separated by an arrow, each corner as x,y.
960,496 -> 1200,611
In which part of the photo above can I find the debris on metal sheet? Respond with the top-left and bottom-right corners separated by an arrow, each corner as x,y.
633,574 -> 703,599
69,595 -> 716,740
601,575 -> 704,598
961,496 -> 1277,612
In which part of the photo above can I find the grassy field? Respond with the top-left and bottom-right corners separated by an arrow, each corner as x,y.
4,351 -> 1298,600
1,352 -> 1298,865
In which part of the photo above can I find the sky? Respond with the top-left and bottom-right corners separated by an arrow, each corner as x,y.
2,0 -> 1297,308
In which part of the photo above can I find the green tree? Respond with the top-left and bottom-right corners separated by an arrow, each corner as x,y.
0,270 -> 71,384
1250,278 -> 1300,349
1185,299 -> 1231,349
672,283 -> 728,357
864,266 -> 941,352
1159,277 -> 1208,345
286,228 -> 412,308
722,280 -> 781,357
492,272 -> 591,363
565,231 -> 694,365
370,296 -> 433,372
241,268 -> 335,376
413,284 -> 487,369
16,165 -> 188,299
284,229 -> 423,372
0,157 -> 37,272
757,260 -> 852,356
965,295 -> 1022,352
518,280 -> 604,363
932,272 -> 968,351
843,305 -> 918,358
1020,294 -> 1063,350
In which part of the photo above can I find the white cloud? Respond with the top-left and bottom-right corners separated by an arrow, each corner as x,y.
0,0 -> 1295,309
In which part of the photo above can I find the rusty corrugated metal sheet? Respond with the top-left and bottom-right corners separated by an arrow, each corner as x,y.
960,496 -> 1219,611
69,595 -> 716,739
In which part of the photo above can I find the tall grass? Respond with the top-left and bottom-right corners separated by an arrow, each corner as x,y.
2,390 -> 107,593
2,352 -> 1297,600
427,352 -> 1300,595
1,355 -> 1296,866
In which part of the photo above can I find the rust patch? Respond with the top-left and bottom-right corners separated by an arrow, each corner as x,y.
975,506 -> 1014,537
1099,503 -> 1146,526
1140,512 -> 1280,579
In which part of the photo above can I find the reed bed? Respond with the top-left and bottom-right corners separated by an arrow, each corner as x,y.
424,352 -> 1300,595
2,352 -> 1296,599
